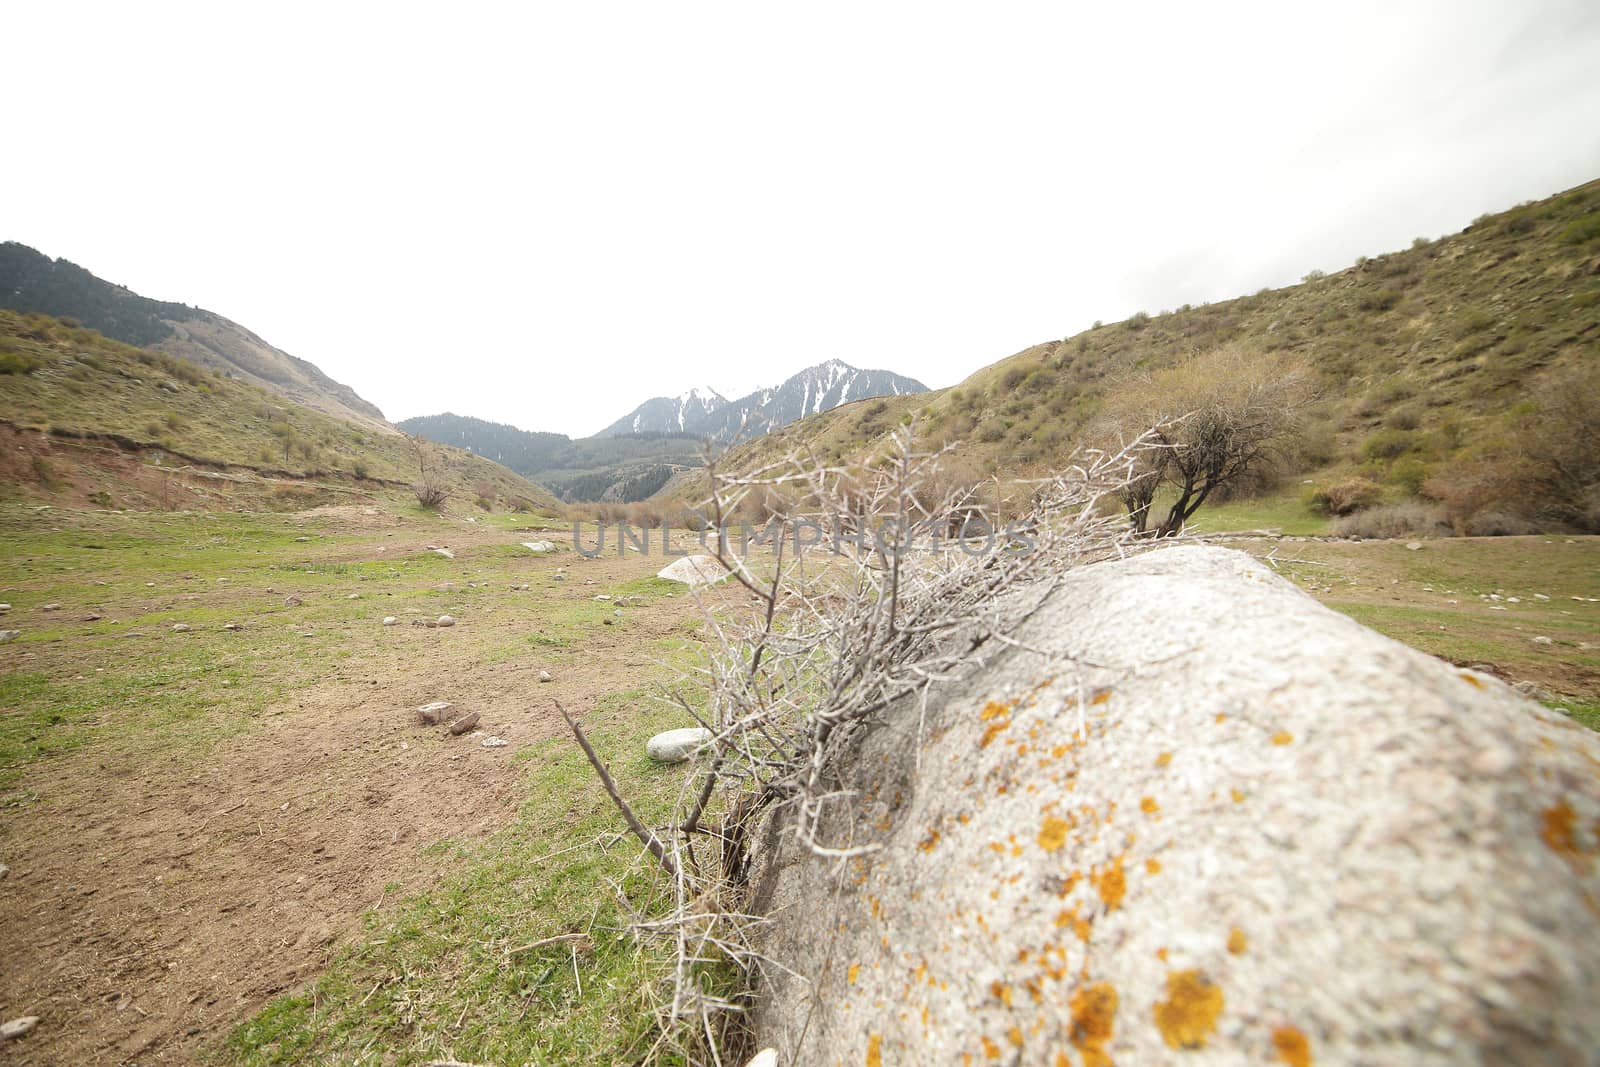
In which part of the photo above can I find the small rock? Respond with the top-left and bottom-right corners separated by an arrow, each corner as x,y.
551,574 -> 566,582
382,616 -> 398,626
40,603 -> 61,612
284,595 -> 303,607
416,701 -> 454,725
0,604 -> 9,612
432,548 -> 454,559
1533,593 -> 1550,601
1,1016 -> 39,1040
517,583 -> 530,591
745,1050 -> 778,1067
481,736 -> 509,747
223,623 -> 242,632
594,594 -> 612,602
172,623 -> 192,633
0,631 -> 19,644
647,727 -> 713,763
1405,541 -> 1422,551
436,615 -> 456,627
1507,597 -> 1521,604
538,670 -> 553,683
294,536 -> 311,543
346,593 -> 361,600
447,711 -> 481,735
83,613 -> 103,622
1532,635 -> 1553,645
0,862 -> 8,880
521,541 -> 556,553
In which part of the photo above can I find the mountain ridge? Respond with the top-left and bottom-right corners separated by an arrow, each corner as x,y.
596,359 -> 928,441
0,242 -> 387,430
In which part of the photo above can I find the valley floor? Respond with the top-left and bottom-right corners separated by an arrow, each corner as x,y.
0,502 -> 1594,1063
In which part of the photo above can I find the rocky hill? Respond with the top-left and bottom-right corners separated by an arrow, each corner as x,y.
0,242 -> 387,429
597,359 -> 927,441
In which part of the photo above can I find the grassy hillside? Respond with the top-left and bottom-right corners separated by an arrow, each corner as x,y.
714,178 -> 1600,526
0,309 -> 561,512
1,241 -> 387,427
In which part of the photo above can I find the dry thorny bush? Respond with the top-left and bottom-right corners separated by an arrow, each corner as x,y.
560,426 -> 1152,1064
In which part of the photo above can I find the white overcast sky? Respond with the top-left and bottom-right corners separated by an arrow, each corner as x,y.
6,2 -> 1600,437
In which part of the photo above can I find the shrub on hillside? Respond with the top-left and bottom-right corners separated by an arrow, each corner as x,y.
1331,504 -> 1452,539
1306,477 -> 1383,516
1362,428 -> 1415,461
0,348 -> 41,375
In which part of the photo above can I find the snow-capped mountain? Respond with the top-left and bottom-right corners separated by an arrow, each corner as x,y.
596,360 -> 927,441
599,386 -> 727,437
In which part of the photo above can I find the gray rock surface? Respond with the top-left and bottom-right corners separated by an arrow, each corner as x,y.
748,546 -> 1600,1066
657,555 -> 728,587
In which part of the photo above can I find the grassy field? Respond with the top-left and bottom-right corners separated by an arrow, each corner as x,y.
1,497 -> 1595,1064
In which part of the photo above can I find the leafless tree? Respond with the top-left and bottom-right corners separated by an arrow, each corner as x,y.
409,434 -> 449,509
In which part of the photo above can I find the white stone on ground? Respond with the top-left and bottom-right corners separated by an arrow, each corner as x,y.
657,554 -> 728,587
646,727 -> 712,763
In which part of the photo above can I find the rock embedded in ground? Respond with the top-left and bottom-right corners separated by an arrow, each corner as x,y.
436,615 -> 456,627
171,623 -> 192,633
656,554 -> 728,587
481,736 -> 509,748
646,727 -> 712,763
749,545 -> 1600,1066
0,631 -> 19,644
538,670 -> 553,683
40,603 -> 61,612
447,711 -> 481,735
416,701 -> 454,725
223,623 -> 242,632
284,595 -> 302,607
521,541 -> 556,553
0,1016 -> 39,1040
382,616 -> 398,626
432,547 -> 454,559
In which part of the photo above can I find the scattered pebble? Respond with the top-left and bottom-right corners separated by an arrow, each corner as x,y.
1532,636 -> 1553,645
0,862 -> 8,880
83,613 -> 103,622
172,623 -> 192,633
432,548 -> 454,559
294,536 -> 311,543
1533,593 -> 1550,601
346,593 -> 361,600
1405,541 -> 1422,551
0,604 -> 9,612
223,623 -> 242,632
0,1016 -> 39,1040
481,736 -> 509,748
284,595 -> 303,607
382,616 -> 398,626
436,615 -> 456,627
593,594 -> 612,602
647,727 -> 713,763
40,603 -> 61,612
538,670 -> 553,683
447,710 -> 481,735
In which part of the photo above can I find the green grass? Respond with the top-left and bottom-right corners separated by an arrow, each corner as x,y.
221,694 -> 708,1066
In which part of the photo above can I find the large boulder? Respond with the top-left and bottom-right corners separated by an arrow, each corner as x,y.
748,546 -> 1600,1066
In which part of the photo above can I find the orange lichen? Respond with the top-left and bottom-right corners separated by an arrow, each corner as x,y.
1231,788 -> 1246,803
1091,690 -> 1110,706
980,719 -> 1011,748
866,1032 -> 883,1067
1007,1026 -> 1024,1048
848,963 -> 861,985
1272,1024 -> 1313,1066
980,700 -> 1010,721
1092,855 -> 1127,912
1069,982 -> 1119,1067
919,829 -> 941,852
1153,970 -> 1224,1050
1271,731 -> 1294,746
1146,858 -> 1162,875
1039,816 -> 1071,851
1140,796 -> 1160,815
1227,927 -> 1248,954
1156,751 -> 1173,767
1215,712 -> 1227,723
1155,947 -> 1168,962
1055,906 -> 1092,942
991,980 -> 1014,1008
980,1034 -> 1001,1059
1458,671 -> 1485,689
1540,799 -> 1594,874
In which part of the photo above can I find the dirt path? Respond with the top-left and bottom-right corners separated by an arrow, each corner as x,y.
0,516 -> 705,1064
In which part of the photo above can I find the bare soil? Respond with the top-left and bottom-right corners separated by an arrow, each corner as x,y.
0,516 -> 699,1065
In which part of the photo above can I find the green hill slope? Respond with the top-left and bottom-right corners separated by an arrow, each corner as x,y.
716,178 -> 1600,527
0,310 -> 561,512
